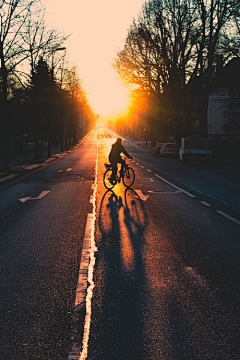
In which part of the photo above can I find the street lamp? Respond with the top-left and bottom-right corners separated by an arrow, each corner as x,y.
48,47 -> 66,156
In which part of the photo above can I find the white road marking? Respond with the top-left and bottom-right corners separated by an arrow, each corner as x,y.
66,168 -> 72,172
19,190 -> 50,203
216,210 -> 240,226
32,190 -> 50,199
141,165 -> 145,168
149,178 -> 154,182
25,164 -> 41,170
135,189 -> 149,201
151,173 -> 239,225
68,147 -> 98,360
147,190 -> 182,194
154,174 -> 195,198
73,213 -> 95,307
135,163 -> 139,165
200,201 -> 211,207
18,196 -> 31,203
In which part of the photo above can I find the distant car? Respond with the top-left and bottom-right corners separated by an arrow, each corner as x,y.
179,137 -> 213,162
153,142 -> 164,156
160,143 -> 179,157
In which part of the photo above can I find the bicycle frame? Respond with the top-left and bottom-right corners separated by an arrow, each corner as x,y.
104,163 -> 126,183
103,160 -> 135,189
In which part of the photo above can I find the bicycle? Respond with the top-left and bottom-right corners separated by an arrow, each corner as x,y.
103,160 -> 135,189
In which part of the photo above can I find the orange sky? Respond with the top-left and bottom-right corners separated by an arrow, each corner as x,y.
45,0 -> 146,118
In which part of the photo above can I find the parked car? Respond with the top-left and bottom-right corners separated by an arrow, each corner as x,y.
160,143 -> 179,157
153,142 -> 164,156
179,137 -> 213,163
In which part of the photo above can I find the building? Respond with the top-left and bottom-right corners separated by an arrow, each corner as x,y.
207,58 -> 240,140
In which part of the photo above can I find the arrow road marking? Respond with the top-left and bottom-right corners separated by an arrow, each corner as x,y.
19,190 -> 50,203
18,196 -> 31,203
134,189 -> 149,201
58,168 -> 72,172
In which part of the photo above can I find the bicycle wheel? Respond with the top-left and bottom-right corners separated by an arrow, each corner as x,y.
103,168 -> 115,190
122,166 -> 135,187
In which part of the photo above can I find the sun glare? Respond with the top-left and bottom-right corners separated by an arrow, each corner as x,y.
45,0 -> 146,118
85,72 -> 130,118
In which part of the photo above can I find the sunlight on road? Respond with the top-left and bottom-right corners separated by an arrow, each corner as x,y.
119,196 -> 135,274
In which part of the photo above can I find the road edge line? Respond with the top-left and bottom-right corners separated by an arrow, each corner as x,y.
68,147 -> 98,360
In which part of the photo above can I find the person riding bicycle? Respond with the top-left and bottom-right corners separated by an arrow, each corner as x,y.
109,138 -> 132,184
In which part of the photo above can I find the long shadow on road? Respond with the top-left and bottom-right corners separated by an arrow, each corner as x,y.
88,187 -> 148,360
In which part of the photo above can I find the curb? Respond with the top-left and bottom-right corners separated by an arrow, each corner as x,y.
0,155 -> 59,186
0,142 -> 82,187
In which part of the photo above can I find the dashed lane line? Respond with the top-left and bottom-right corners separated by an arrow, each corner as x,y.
200,201 -> 211,207
135,161 -> 240,226
216,210 -> 240,226
154,173 -> 196,198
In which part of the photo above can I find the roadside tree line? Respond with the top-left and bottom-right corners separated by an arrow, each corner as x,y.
113,0 -> 240,145
0,0 -> 95,171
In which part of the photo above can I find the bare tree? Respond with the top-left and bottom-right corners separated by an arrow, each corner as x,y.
0,0 -> 69,167
21,6 -> 68,159
0,0 -> 37,170
63,66 -> 94,146
196,0 -> 240,134
114,0 -> 240,139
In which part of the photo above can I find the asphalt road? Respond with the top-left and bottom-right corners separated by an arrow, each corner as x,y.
0,126 -> 240,359
87,128 -> 240,360
0,137 -> 96,359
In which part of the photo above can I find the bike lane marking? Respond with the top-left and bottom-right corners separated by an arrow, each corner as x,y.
134,158 -> 240,227
68,148 -> 98,360
154,173 -> 196,198
18,190 -> 50,203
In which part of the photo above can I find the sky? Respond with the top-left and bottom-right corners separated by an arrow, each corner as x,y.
45,0 -> 147,118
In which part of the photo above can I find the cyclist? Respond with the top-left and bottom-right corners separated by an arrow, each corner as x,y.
108,138 -> 132,184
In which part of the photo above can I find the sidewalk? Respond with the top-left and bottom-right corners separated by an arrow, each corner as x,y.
0,144 -> 71,185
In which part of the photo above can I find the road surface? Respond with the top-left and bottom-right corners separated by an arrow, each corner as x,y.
0,126 -> 240,359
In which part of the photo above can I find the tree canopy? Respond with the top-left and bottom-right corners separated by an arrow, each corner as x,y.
114,0 -> 240,139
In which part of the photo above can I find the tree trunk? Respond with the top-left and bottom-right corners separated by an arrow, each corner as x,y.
0,42 -> 10,171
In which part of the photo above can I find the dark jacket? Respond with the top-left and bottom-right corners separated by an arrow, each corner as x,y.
109,142 -> 131,163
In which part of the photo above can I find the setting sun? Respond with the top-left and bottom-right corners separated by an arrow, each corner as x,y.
85,72 -> 131,118
45,0 -> 146,117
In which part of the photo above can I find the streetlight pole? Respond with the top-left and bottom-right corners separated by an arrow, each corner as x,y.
48,47 -> 66,157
